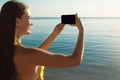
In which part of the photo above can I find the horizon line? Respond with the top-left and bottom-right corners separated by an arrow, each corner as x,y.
31,16 -> 120,18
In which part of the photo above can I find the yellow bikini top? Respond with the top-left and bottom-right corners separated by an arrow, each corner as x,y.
34,66 -> 45,80
15,38 -> 45,80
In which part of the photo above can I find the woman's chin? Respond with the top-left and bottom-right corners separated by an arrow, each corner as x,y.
25,31 -> 31,35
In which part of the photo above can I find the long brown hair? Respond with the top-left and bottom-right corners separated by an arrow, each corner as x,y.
0,0 -> 28,80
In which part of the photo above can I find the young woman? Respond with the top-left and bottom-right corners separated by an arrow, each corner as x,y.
0,0 -> 84,80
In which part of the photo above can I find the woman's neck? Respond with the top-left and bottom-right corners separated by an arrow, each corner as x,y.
15,30 -> 22,45
15,36 -> 22,45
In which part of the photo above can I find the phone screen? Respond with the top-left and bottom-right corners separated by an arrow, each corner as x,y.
61,15 -> 76,24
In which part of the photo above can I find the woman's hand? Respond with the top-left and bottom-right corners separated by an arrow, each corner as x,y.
70,14 -> 83,31
52,23 -> 65,36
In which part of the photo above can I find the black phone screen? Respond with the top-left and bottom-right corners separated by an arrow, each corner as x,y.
61,15 -> 76,24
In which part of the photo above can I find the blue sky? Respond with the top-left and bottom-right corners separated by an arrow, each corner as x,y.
0,0 -> 120,17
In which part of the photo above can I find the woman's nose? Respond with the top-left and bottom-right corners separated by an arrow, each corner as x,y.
31,22 -> 33,26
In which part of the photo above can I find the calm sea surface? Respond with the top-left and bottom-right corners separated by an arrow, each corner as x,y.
22,17 -> 120,80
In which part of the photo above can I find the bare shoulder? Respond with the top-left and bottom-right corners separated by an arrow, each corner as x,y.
14,45 -> 43,66
14,45 -> 54,66
14,45 -> 41,57
14,45 -> 29,56
14,45 -> 29,62
15,44 -> 55,56
14,45 -> 78,68
14,45 -> 50,61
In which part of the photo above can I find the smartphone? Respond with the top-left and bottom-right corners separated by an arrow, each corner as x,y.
61,15 -> 76,24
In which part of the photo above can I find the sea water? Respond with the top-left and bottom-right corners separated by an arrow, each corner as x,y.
22,17 -> 120,80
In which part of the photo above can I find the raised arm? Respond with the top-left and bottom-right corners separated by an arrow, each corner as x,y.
71,14 -> 84,64
38,23 -> 65,50
23,15 -> 84,68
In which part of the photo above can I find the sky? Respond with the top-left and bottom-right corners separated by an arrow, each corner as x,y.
0,0 -> 120,17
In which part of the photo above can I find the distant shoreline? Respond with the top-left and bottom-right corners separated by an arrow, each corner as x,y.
31,17 -> 120,19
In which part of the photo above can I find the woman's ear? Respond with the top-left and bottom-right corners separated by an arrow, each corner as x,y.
16,18 -> 20,26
